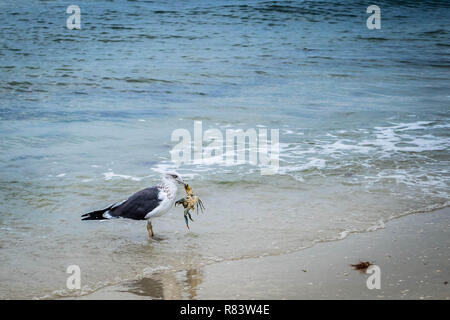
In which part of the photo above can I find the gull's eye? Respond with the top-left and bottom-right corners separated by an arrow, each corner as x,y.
171,174 -> 177,178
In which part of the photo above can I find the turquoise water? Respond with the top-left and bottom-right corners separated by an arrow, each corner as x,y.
0,0 -> 449,299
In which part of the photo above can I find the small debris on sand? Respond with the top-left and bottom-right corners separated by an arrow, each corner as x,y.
350,261 -> 373,272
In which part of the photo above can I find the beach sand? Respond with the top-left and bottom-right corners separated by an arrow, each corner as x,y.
73,207 -> 449,300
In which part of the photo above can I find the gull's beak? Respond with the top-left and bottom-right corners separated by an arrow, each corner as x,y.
176,177 -> 185,185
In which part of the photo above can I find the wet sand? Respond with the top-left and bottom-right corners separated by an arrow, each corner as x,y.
74,207 -> 450,300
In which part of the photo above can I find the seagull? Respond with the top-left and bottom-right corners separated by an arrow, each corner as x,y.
81,171 -> 185,238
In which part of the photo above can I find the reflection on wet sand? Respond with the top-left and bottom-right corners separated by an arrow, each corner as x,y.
120,268 -> 203,299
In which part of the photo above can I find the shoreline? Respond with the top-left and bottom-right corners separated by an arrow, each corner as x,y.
72,207 -> 450,300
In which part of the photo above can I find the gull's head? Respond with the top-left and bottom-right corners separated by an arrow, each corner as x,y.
162,171 -> 185,185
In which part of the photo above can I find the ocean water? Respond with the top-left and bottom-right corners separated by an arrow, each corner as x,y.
0,0 -> 449,299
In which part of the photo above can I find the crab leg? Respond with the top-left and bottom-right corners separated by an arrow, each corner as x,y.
184,208 -> 194,229
147,220 -> 154,238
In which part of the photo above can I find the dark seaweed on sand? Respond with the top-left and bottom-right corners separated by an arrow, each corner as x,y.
350,261 -> 373,272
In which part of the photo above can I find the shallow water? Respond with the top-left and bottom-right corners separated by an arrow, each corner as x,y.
0,0 -> 449,299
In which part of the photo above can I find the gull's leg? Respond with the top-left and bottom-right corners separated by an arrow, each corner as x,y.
147,220 -> 154,238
